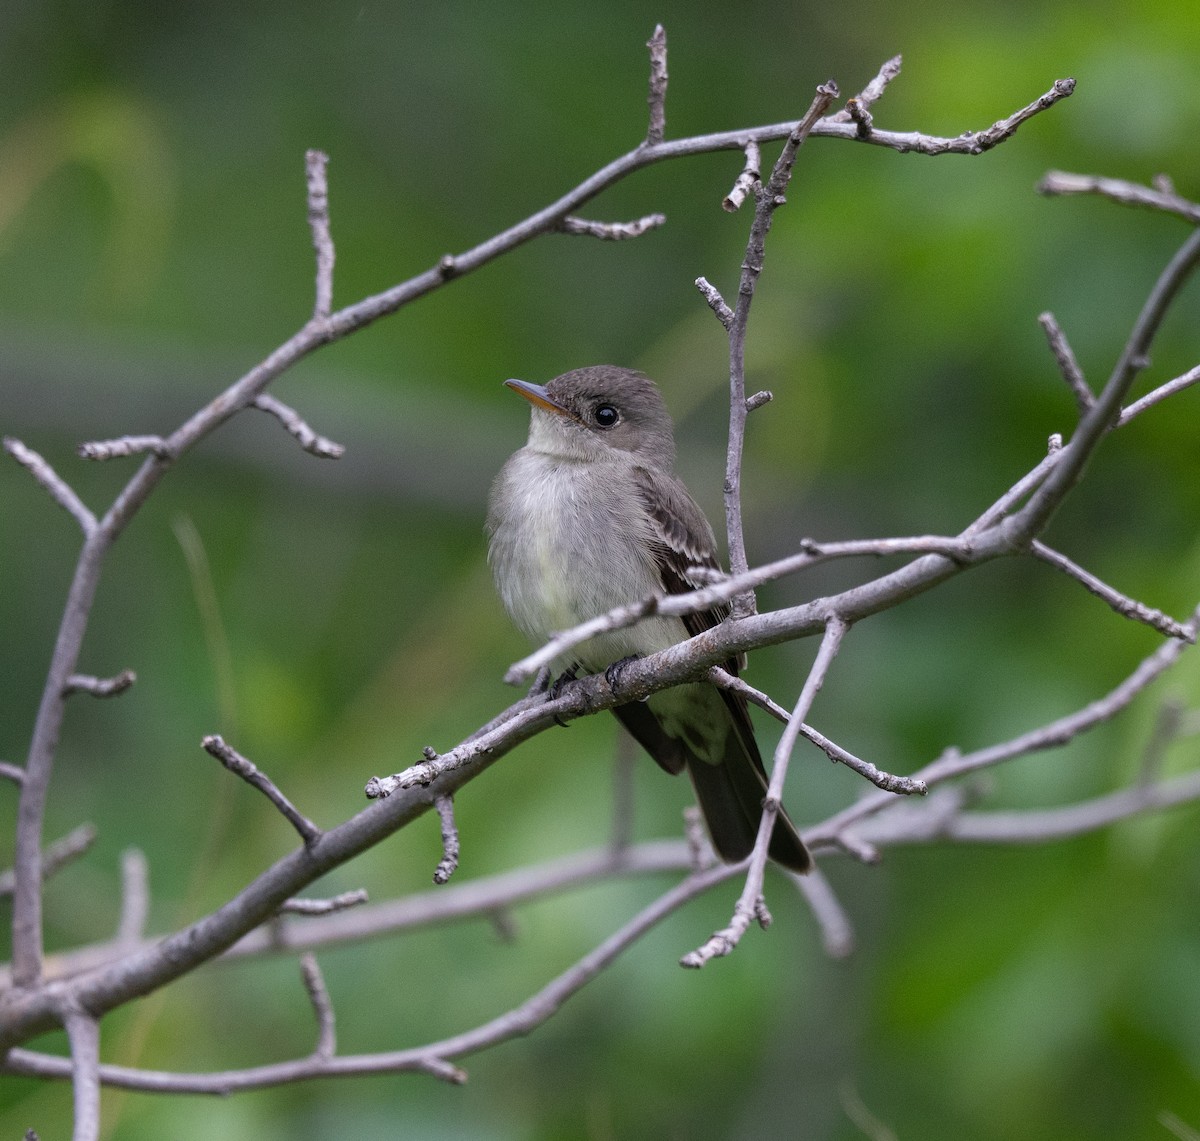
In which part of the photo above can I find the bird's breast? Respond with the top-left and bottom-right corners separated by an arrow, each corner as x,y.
487,451 -> 685,670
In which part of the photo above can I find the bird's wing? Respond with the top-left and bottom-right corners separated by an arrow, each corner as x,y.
631,465 -> 729,641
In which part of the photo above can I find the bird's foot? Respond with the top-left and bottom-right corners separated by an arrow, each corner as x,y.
548,666 -> 578,726
604,654 -> 642,691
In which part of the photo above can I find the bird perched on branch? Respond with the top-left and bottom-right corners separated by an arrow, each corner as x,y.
487,365 -> 809,872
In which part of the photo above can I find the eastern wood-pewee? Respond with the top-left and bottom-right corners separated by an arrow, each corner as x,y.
486,365 -> 810,872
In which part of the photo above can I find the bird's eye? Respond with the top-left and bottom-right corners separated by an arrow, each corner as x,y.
594,404 -> 620,428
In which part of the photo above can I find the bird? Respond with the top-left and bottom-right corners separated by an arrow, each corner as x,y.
486,364 -> 810,872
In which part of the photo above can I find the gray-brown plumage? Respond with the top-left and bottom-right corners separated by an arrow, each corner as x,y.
486,365 -> 810,872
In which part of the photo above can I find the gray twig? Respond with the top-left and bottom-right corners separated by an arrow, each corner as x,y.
202,735 -> 322,847
0,824 -> 98,898
683,616 -> 847,968
433,796 -> 460,885
63,670 -> 137,699
557,213 -> 666,240
722,140 -> 761,212
644,24 -> 668,145
77,435 -> 168,462
299,953 -> 336,1060
3,438 -> 96,534
116,849 -> 150,945
722,80 -> 839,620
1038,311 -> 1093,410
63,1005 -> 101,1141
253,393 -> 345,458
1031,541 -> 1194,641
0,761 -> 26,785
1039,170 -> 1200,224
306,149 -> 335,319
279,890 -> 369,916
694,276 -> 733,329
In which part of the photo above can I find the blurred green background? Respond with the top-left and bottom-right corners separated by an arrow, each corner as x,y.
3,1 -> 1200,1138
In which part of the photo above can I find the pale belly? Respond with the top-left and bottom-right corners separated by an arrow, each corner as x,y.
488,452 -> 688,672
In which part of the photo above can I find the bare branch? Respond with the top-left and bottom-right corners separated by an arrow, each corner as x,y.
299,953 -> 336,1059
1119,362 -> 1200,426
1031,541 -> 1193,640
557,213 -> 666,240
792,866 -> 855,959
830,55 -> 903,123
683,617 -> 848,968
116,848 -> 150,946
1038,311 -> 1093,410
305,149 -> 335,319
709,667 -> 926,794
644,24 -> 668,145
694,276 -> 733,329
1039,170 -> 1200,224
1010,226 -> 1200,542
201,735 -> 322,847
0,824 -> 98,898
963,78 -> 1076,151
252,393 -> 345,458
2,860 -> 740,1095
810,604 -> 1200,846
62,1005 -> 101,1141
722,140 -> 761,212
859,767 -> 1200,847
609,732 -> 638,852
432,796 -> 460,885
278,890 -> 369,916
724,80 -> 839,619
504,534 -> 966,686
63,669 -> 137,698
77,435 -> 169,461
3,437 -> 96,534
0,761 -> 25,785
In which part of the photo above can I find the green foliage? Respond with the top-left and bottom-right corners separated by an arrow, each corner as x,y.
2,2 -> 1200,1137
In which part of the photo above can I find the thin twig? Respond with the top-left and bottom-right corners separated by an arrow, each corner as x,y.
557,213 -> 666,239
201,735 -> 322,847
77,435 -> 169,462
116,849 -> 150,946
1039,171 -> 1200,224
1038,311 -> 1093,410
683,617 -> 847,968
644,25 -> 667,145
722,141 -> 761,212
433,795 -> 460,885
299,954 -> 336,1060
62,1005 -> 101,1141
610,732 -> 638,853
1119,363 -> 1200,426
2,860 -> 742,1095
709,667 -> 926,794
0,824 -> 98,898
0,761 -> 25,785
63,670 -> 137,698
1010,227 -> 1200,542
505,534 -> 966,686
253,393 -> 345,458
306,149 -> 335,319
3,438 -> 96,534
1031,541 -> 1193,640
723,80 -> 839,619
694,276 -> 733,329
792,866 -> 855,958
810,604 -> 1200,847
831,55 -> 903,122
278,890 -> 369,916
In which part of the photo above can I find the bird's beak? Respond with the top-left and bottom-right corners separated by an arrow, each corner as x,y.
504,378 -> 568,415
